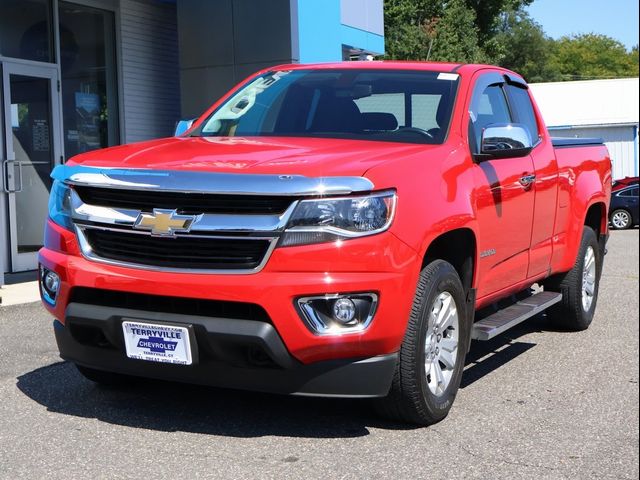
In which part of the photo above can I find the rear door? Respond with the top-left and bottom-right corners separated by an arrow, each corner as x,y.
469,73 -> 535,298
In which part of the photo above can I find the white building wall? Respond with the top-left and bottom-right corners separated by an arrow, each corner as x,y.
531,79 -> 639,181
530,78 -> 639,127
550,125 -> 638,180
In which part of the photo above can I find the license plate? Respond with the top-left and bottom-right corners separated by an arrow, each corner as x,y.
122,321 -> 192,365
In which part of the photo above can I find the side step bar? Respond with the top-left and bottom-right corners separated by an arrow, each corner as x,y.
471,291 -> 562,341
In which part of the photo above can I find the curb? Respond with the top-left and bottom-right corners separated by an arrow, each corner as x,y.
0,281 -> 41,307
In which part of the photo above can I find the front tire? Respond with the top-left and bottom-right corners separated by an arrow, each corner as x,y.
544,226 -> 602,330
374,260 -> 470,425
610,209 -> 632,230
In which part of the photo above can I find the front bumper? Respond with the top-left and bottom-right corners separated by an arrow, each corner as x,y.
54,308 -> 398,397
40,219 -> 418,395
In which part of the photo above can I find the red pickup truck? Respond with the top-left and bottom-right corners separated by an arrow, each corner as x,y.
39,62 -> 611,425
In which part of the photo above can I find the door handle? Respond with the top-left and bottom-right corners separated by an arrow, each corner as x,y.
2,159 -> 23,194
519,174 -> 536,188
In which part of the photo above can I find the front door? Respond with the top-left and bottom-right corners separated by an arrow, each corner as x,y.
468,75 -> 535,299
2,62 -> 62,272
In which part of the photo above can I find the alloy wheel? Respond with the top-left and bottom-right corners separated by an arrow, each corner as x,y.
582,246 -> 597,312
424,292 -> 459,397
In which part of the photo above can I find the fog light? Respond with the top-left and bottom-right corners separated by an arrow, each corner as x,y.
40,266 -> 60,305
44,271 -> 60,293
333,298 -> 356,325
296,293 -> 378,335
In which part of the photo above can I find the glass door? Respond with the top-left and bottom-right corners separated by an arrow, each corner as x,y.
2,62 -> 62,272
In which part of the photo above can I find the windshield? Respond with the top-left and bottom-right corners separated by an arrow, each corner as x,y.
196,69 -> 460,145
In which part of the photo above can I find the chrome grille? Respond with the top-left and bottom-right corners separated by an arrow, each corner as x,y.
59,166 -> 376,274
70,187 -> 294,273
74,186 -> 295,215
83,228 -> 272,270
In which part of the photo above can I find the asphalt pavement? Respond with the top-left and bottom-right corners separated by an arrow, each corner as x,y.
0,230 -> 638,480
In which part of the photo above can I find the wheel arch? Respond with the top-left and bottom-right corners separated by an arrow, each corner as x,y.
584,201 -> 608,235
422,228 -> 477,293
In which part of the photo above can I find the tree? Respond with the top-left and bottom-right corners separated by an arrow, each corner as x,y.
384,0 -> 441,60
427,0 -> 486,63
384,0 -> 485,62
492,9 -> 560,82
384,0 -> 533,63
465,0 -> 532,38
548,34 -> 639,80
383,1 -> 639,82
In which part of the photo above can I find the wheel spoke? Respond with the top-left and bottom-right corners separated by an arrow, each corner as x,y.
439,349 -> 455,369
440,306 -> 457,331
585,282 -> 594,296
435,295 -> 452,328
424,353 -> 433,371
440,338 -> 457,353
432,362 -> 445,390
585,252 -> 594,271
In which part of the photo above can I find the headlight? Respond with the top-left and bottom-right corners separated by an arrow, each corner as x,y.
48,180 -> 73,230
280,191 -> 396,247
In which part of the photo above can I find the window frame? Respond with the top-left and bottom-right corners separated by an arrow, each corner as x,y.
467,72 -> 513,156
468,71 -> 542,157
617,186 -> 639,198
194,69 -> 462,146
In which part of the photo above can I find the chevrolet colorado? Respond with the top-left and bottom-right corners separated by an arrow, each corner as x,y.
39,62 -> 611,425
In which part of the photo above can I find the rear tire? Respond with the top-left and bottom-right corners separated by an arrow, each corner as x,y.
374,260 -> 470,425
544,226 -> 601,331
610,209 -> 632,230
75,364 -> 135,386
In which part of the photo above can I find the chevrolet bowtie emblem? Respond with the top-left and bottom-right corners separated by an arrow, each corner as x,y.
133,209 -> 196,236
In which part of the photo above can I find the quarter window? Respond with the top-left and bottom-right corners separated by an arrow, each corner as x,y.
355,93 -> 405,127
411,94 -> 442,132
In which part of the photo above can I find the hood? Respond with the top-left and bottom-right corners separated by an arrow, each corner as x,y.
67,136 -> 438,177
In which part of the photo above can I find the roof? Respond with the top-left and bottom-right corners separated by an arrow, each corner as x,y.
529,78 -> 639,128
272,60 -> 463,72
269,61 -> 520,76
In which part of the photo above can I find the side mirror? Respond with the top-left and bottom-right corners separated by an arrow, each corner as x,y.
174,119 -> 195,136
478,124 -> 533,160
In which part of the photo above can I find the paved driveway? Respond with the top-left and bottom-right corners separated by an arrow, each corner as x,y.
0,230 -> 638,479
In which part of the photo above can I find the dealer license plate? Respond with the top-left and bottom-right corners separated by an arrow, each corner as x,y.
122,321 -> 192,365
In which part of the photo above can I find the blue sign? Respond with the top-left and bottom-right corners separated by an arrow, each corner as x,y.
137,336 -> 178,353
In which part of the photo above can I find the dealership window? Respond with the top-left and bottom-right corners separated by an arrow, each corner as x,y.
58,1 -> 119,158
0,0 -> 54,62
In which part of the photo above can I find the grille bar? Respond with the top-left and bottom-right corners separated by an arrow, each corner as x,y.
74,186 -> 294,215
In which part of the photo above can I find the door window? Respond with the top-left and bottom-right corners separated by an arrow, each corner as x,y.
8,75 -> 53,254
506,84 -> 540,142
469,84 -> 511,154
618,187 -> 639,197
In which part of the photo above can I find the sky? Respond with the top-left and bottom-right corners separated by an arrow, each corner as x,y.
527,0 -> 639,50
